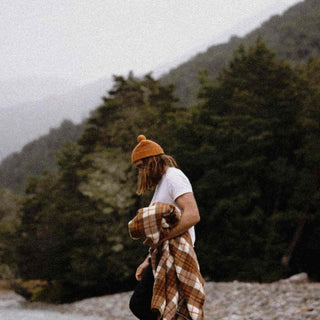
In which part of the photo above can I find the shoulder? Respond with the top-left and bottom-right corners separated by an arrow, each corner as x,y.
164,167 -> 193,200
165,167 -> 192,187
165,167 -> 188,180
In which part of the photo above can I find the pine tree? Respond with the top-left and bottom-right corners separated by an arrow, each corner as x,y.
178,39 -> 313,281
11,73 -> 181,302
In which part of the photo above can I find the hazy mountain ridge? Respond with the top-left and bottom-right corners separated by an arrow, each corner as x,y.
161,0 -> 320,105
1,0 -> 319,193
0,1 -> 314,161
0,119 -> 85,194
0,77 -> 112,161
0,77 -> 81,108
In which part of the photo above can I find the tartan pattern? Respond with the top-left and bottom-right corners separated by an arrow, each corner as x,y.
128,202 -> 205,320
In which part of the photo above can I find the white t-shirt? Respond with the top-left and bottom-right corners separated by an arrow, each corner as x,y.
150,167 -> 196,245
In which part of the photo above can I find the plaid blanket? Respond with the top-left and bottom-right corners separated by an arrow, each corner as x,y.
128,202 -> 205,320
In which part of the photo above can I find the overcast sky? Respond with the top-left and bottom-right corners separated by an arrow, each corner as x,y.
0,0 -> 302,85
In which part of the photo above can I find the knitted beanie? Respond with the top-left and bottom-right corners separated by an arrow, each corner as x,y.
131,135 -> 164,163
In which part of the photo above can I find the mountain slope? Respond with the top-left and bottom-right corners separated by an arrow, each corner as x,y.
161,0 -> 320,105
0,77 -> 111,161
0,77 -> 80,108
0,120 -> 85,194
0,1 -> 315,160
1,0 -> 319,193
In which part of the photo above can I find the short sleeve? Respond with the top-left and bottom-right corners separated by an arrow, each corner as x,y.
167,168 -> 193,201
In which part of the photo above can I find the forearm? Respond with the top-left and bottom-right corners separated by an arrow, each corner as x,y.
146,193 -> 200,248
144,253 -> 151,261
163,207 -> 199,241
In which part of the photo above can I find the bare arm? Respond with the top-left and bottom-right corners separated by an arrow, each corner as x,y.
145,193 -> 200,248
165,192 -> 200,240
139,193 -> 199,275
135,254 -> 150,281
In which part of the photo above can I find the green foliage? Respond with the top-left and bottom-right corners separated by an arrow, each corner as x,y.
31,280 -> 66,303
77,148 -> 136,212
0,120 -> 85,194
10,279 -> 49,301
9,73 -> 180,302
3,37 -> 320,303
2,0 -> 320,197
162,0 -> 320,106
0,188 -> 21,279
0,188 -> 20,221
176,39 -> 320,281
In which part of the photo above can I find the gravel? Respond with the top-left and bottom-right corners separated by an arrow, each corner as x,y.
1,273 -> 319,320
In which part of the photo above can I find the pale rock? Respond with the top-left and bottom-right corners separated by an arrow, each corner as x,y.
284,272 -> 309,283
1,278 -> 320,319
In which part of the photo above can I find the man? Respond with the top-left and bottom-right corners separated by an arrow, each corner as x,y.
129,135 -> 202,320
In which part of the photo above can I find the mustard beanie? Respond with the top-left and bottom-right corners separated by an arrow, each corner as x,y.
131,135 -> 164,163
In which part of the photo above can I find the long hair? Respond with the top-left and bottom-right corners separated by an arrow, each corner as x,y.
136,154 -> 178,195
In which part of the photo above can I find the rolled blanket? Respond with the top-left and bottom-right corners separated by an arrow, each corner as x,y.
128,202 -> 205,320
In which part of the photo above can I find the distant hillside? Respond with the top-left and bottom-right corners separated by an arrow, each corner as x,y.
0,120 -> 85,194
1,0 -> 319,194
0,77 -> 80,108
0,77 -> 111,161
161,0 -> 320,105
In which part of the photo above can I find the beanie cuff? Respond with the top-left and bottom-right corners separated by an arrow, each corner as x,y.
131,135 -> 164,163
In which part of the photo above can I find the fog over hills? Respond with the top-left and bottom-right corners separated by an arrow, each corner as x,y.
0,77 -> 112,161
0,77 -> 82,109
0,0 -> 307,163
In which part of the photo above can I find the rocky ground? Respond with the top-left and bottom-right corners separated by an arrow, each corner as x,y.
1,273 -> 320,320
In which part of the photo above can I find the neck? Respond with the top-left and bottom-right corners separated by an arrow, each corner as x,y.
164,165 -> 170,173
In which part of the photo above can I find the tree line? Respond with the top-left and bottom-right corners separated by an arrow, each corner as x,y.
1,1 -> 320,196
1,40 -> 320,302
0,120 -> 85,195
162,0 -> 320,106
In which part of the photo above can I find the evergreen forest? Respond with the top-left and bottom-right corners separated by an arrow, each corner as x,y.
1,39 -> 320,302
1,0 -> 320,195
1,0 -> 320,304
162,0 -> 320,105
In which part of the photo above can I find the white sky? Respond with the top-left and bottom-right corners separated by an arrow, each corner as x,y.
0,0 -> 303,85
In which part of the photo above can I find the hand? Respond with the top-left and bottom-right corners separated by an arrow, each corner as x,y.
135,260 -> 149,281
